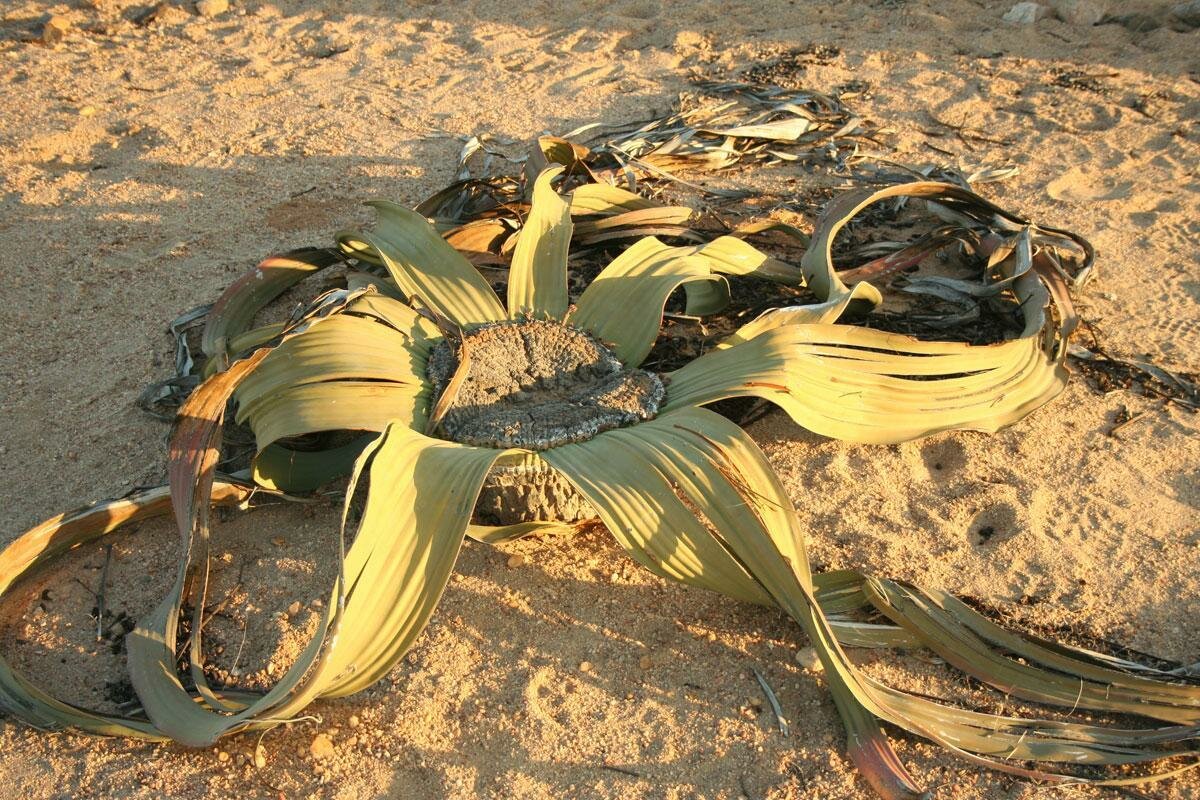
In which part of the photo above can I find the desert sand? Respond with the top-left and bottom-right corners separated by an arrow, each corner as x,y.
0,1 -> 1197,798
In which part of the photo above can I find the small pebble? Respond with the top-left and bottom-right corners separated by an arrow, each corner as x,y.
1002,2 -> 1047,23
506,553 -> 527,569
310,733 -> 335,760
579,660 -> 593,673
41,15 -> 71,45
638,655 -> 653,670
216,751 -> 230,763
794,646 -> 823,672
253,744 -> 268,769
1050,0 -> 1106,26
348,714 -> 360,728
287,600 -> 302,617
195,0 -> 229,17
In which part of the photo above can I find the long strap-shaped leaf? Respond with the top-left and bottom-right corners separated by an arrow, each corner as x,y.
232,313 -> 428,418
507,166 -> 572,319
864,578 -> 1200,724
663,323 -> 1065,443
123,333 -> 507,744
542,408 -> 927,798
227,292 -> 440,493
568,182 -> 660,214
0,481 -> 906,737
0,481 -> 253,738
318,422 -> 509,697
242,381 -> 428,453
569,236 -> 730,366
201,248 -> 343,364
4,455 -> 1194,783
543,407 -> 1200,797
337,201 -> 506,328
660,182 -> 1086,443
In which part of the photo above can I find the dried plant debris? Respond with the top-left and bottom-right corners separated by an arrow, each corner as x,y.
739,44 -> 844,89
1069,326 -> 1200,411
1049,67 -> 1117,94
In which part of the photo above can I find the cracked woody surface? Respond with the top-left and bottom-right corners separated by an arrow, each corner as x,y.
0,166 -> 1196,800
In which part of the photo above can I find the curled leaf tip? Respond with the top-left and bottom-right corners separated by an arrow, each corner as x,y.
847,734 -> 930,800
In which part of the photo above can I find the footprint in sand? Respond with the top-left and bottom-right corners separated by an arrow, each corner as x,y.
919,437 -> 968,481
968,501 -> 1022,549
962,481 -> 1048,551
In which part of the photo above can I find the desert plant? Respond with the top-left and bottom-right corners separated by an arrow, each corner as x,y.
0,168 -> 1195,799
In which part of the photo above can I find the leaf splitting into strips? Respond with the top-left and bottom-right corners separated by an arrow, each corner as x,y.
663,324 -> 1067,444
337,201 -> 506,328
542,427 -> 773,606
0,478 -> 897,740
507,166 -> 572,319
570,206 -> 696,238
667,180 -> 1088,446
863,578 -> 1200,725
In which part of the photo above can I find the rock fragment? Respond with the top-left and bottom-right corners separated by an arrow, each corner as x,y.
1050,0 -> 1106,26
310,733 -> 335,760
794,646 -> 823,672
41,15 -> 71,45
195,0 -> 230,18
1002,2 -> 1047,24
1173,1 -> 1200,28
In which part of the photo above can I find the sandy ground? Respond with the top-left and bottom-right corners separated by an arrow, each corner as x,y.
0,1 -> 1198,798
